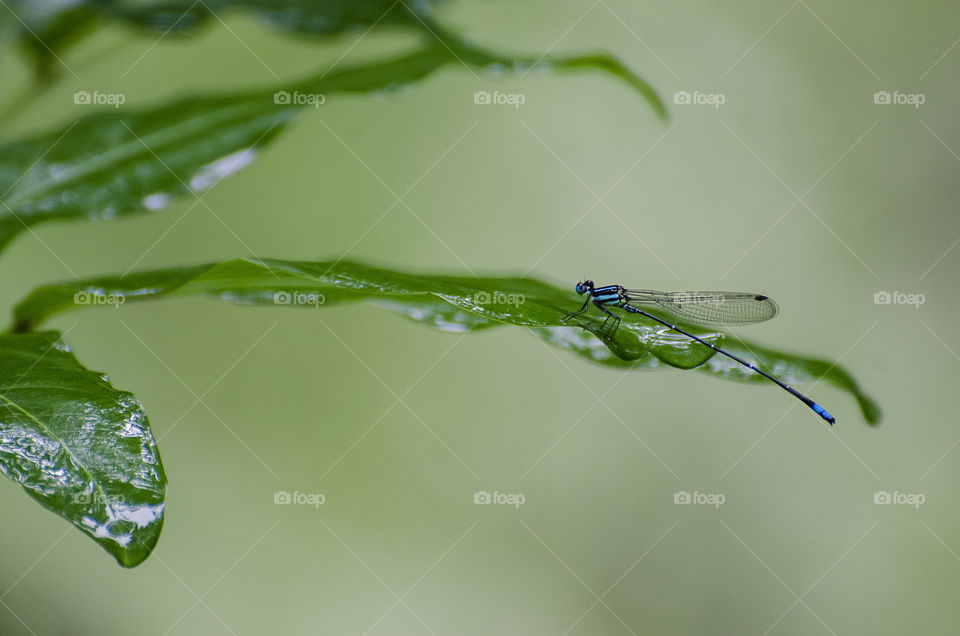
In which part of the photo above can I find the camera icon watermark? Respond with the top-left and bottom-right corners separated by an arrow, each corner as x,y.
873,90 -> 925,108
274,490 -> 325,508
873,290 -> 924,307
673,90 -> 725,109
73,90 -> 126,108
473,490 -> 525,508
74,290 -> 125,308
873,490 -> 924,508
273,291 -> 325,307
473,290 -> 525,307
673,490 -> 725,508
274,90 -> 326,108
473,90 -> 526,109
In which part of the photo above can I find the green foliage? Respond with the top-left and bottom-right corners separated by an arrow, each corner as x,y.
0,0 -> 875,570
0,1 -> 667,564
8,0 -> 437,78
0,331 -> 166,567
0,44 -> 663,252
12,258 -> 881,424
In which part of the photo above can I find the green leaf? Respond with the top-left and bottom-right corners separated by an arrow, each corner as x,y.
532,327 -> 881,425
4,0 -> 101,81
8,0 -> 436,78
0,331 -> 166,567
12,258 -> 881,425
105,0 -> 436,35
0,42 -> 664,252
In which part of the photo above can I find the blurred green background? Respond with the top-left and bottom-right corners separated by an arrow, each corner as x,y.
1,1 -> 959,633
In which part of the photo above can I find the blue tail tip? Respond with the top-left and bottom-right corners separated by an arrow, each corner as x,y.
812,403 -> 835,425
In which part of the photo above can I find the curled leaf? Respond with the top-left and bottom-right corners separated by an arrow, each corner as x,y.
12,258 -> 880,425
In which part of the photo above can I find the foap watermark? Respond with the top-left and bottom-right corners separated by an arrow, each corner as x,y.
670,292 -> 726,307
674,490 -> 725,508
473,290 -> 525,307
873,90 -> 925,108
74,90 -> 126,108
74,291 -> 125,307
874,490 -> 925,508
273,291 -> 325,307
874,290 -> 924,307
474,490 -> 525,508
274,90 -> 325,108
73,492 -> 127,506
473,90 -> 526,109
673,90 -> 725,109
274,490 -> 325,508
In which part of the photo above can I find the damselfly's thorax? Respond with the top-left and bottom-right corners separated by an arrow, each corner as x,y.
588,284 -> 627,305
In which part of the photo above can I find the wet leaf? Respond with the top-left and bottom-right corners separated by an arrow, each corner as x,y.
12,258 -> 881,425
9,0 -> 436,78
0,331 -> 166,567
0,42 -> 663,252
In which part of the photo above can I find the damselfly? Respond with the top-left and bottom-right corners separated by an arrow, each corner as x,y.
562,281 -> 835,425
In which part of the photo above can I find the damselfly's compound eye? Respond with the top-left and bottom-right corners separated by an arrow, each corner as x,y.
575,282 -> 585,295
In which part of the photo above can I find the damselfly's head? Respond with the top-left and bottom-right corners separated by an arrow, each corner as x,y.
575,280 -> 594,295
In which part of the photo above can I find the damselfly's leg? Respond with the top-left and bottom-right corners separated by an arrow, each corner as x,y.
593,301 -> 621,339
562,298 -> 591,322
597,312 -> 611,334
604,314 -> 621,339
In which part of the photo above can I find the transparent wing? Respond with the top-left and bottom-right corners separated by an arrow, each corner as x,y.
624,290 -> 779,326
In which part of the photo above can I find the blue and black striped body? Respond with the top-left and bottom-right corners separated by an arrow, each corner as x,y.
590,284 -> 626,306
